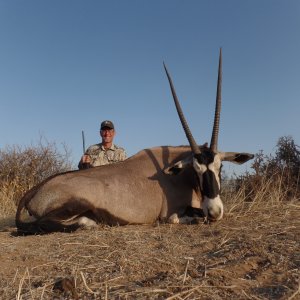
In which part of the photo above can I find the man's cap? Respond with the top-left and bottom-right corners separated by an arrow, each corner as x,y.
100,120 -> 114,130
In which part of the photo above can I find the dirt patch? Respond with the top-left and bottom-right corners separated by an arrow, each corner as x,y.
0,202 -> 299,299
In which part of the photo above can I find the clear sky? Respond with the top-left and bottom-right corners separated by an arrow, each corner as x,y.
0,1 -> 299,174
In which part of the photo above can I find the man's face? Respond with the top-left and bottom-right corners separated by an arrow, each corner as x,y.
100,127 -> 115,144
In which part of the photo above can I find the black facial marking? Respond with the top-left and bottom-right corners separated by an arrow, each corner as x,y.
194,150 -> 221,198
202,169 -> 220,198
167,166 -> 182,175
194,151 -> 215,165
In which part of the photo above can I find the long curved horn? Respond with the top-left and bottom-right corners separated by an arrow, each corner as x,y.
210,48 -> 222,152
164,62 -> 200,155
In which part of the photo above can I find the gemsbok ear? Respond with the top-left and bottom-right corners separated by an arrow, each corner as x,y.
164,155 -> 193,175
219,152 -> 255,164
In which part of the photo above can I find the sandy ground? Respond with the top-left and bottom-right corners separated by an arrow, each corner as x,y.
0,201 -> 299,300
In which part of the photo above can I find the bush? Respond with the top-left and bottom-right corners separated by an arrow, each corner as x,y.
0,138 -> 73,216
226,136 -> 300,205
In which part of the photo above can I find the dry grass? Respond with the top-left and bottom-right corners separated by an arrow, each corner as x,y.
0,181 -> 18,218
0,177 -> 299,299
0,137 -> 299,299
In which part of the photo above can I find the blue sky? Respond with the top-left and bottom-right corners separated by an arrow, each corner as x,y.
0,1 -> 299,174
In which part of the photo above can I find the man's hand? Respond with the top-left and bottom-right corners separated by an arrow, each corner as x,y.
78,154 -> 92,170
81,154 -> 91,164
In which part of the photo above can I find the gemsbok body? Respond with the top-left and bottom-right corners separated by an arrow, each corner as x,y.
16,49 -> 254,233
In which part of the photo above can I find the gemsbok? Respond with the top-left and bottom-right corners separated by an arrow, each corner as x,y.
16,49 -> 254,233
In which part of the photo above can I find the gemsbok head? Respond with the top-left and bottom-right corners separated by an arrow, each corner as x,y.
164,48 -> 253,222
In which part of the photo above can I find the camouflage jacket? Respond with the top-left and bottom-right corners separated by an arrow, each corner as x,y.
78,143 -> 127,169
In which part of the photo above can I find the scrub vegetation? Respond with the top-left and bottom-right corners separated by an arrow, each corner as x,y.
0,138 -> 73,220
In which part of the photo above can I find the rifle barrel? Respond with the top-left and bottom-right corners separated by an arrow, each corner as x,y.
82,130 -> 86,154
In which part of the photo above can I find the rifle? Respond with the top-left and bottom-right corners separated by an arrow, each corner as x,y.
81,130 -> 86,154
80,130 -> 90,169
